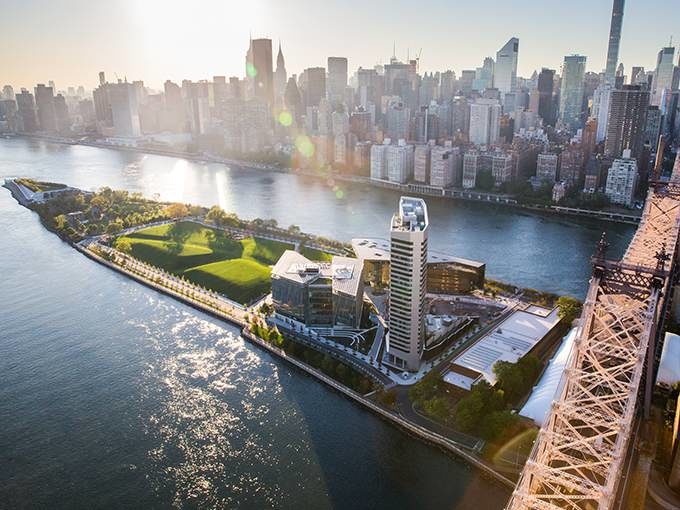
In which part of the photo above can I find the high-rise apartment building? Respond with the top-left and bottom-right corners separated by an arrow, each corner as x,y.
386,97 -> 410,140
604,0 -> 625,86
536,153 -> 559,182
592,84 -> 612,143
386,140 -> 414,184
644,105 -> 662,149
414,144 -> 431,183
559,55 -> 587,130
387,197 -> 429,371
462,150 -> 480,189
494,38 -> 519,97
327,57 -> 348,105
370,140 -> 390,180
430,145 -> 459,188
652,47 -> 675,106
604,84 -> 649,159
605,149 -> 638,206
469,99 -> 501,146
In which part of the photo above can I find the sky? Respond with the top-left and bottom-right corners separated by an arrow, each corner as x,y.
2,0 -> 678,91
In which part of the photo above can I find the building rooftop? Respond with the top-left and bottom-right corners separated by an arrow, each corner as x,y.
351,237 -> 485,269
447,305 -> 560,389
392,196 -> 428,232
271,250 -> 363,298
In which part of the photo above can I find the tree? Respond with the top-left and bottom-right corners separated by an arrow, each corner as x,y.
115,238 -> 133,254
375,388 -> 397,409
105,219 -> 123,235
480,410 -> 518,441
409,370 -> 440,404
453,381 -> 504,433
164,203 -> 189,219
206,206 -> 228,226
423,396 -> 451,424
54,214 -> 67,231
493,354 -> 542,404
557,296 -> 582,324
476,169 -> 495,191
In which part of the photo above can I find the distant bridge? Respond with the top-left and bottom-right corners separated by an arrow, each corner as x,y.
507,152 -> 680,510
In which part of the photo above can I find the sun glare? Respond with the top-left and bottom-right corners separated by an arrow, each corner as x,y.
133,0 -> 263,81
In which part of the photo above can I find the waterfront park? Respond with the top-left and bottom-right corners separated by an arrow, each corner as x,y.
115,221 -> 293,304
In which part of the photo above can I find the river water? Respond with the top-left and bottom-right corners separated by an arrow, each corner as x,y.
0,138 -> 635,509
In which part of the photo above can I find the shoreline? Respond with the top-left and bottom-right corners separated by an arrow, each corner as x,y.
4,180 -> 515,492
5,133 -> 641,226
81,241 -> 516,491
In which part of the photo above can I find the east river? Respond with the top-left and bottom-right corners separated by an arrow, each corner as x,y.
0,137 -> 635,509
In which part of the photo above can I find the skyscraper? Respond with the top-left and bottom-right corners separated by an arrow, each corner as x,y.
651,47 -> 676,106
494,38 -> 519,97
327,57 -> 348,106
385,97 -> 410,140
592,84 -> 613,142
34,84 -> 56,132
473,57 -> 495,92
537,68 -> 555,125
559,55 -> 587,131
604,0 -> 625,86
300,67 -> 326,108
246,38 -> 274,105
604,84 -> 650,159
15,89 -> 38,133
273,43 -> 287,105
387,197 -> 428,371
109,81 -> 141,137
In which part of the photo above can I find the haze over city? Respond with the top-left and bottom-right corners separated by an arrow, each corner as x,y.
3,0 -> 678,89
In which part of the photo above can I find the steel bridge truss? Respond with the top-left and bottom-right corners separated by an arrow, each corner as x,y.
507,155 -> 680,510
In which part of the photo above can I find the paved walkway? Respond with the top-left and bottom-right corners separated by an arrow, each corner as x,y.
83,240 -> 248,324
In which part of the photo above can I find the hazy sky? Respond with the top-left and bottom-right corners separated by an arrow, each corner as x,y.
3,0 -> 678,91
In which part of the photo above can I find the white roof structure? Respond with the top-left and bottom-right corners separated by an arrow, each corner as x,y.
447,306 -> 560,389
351,237 -> 484,269
271,250 -> 363,297
520,328 -> 577,426
657,332 -> 680,388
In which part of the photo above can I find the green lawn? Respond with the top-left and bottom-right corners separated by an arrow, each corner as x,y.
118,221 -> 293,303
300,245 -> 334,262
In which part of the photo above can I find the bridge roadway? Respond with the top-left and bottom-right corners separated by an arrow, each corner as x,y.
506,153 -> 680,510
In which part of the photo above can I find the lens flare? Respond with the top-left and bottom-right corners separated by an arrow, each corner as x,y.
295,136 -> 315,159
246,63 -> 257,78
278,111 -> 293,127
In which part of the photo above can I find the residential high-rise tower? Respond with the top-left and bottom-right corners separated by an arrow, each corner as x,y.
387,197 -> 429,371
604,0 -> 625,86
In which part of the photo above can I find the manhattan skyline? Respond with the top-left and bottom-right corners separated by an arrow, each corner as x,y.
3,0 -> 678,90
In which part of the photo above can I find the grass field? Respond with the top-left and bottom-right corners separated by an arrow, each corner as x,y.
118,221 -> 293,303
300,245 -> 334,262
